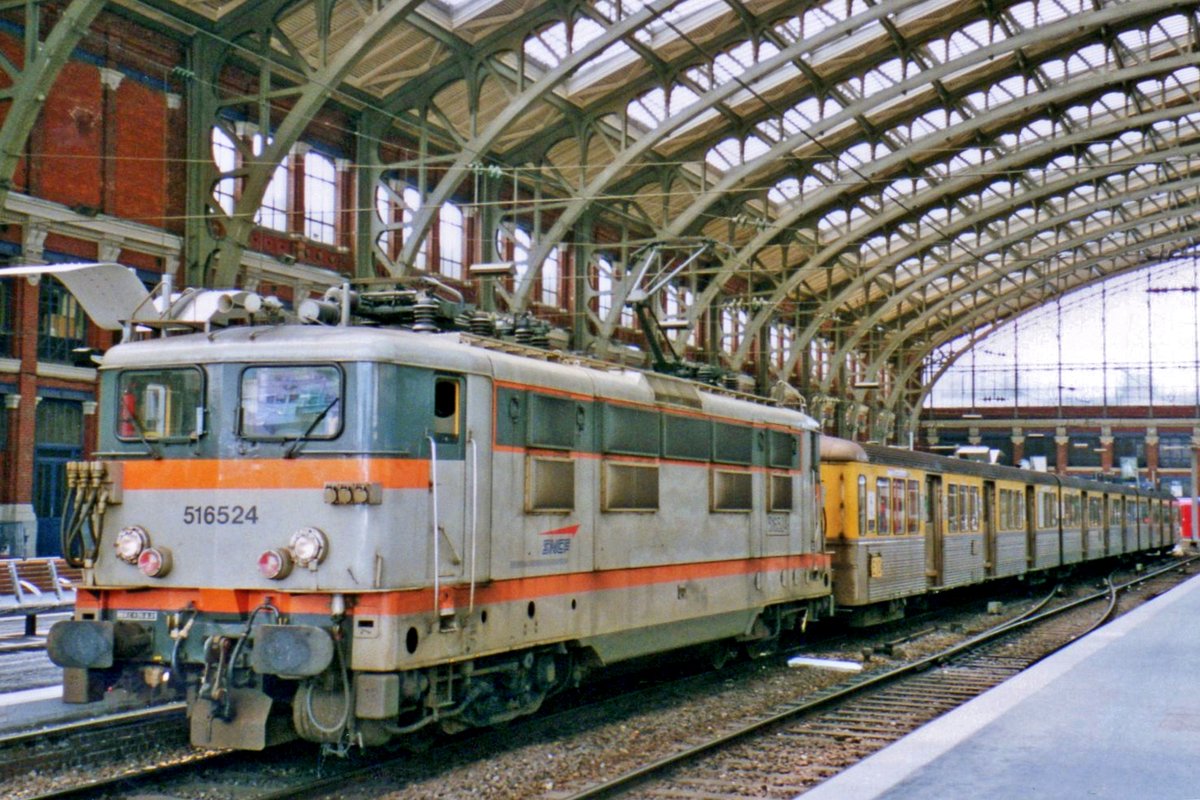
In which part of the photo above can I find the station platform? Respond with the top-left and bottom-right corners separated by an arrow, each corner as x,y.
802,570 -> 1200,800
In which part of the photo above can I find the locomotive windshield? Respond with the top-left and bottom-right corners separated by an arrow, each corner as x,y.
116,367 -> 204,441
239,364 -> 342,439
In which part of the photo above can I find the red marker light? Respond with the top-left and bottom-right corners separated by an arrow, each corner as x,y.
137,546 -> 172,578
258,548 -> 293,580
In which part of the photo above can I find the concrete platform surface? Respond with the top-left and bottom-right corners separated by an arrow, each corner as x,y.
801,571 -> 1200,800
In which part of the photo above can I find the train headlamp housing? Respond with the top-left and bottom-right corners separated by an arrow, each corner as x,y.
137,546 -> 172,578
258,548 -> 293,580
114,526 -> 150,564
288,527 -> 327,568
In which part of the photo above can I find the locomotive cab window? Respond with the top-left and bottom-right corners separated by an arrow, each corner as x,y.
239,365 -> 342,439
116,367 -> 205,441
433,376 -> 462,442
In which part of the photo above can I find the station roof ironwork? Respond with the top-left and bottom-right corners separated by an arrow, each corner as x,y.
101,0 -> 1200,415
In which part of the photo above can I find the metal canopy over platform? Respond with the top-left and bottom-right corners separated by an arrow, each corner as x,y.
25,0 -> 1200,437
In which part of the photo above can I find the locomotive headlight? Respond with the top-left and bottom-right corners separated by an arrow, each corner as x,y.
137,546 -> 172,578
258,548 -> 293,580
288,527 -> 327,568
114,526 -> 150,564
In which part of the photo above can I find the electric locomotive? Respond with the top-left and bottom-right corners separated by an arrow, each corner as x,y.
43,278 -> 832,751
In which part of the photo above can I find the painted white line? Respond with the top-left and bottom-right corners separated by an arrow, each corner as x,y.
0,684 -> 62,708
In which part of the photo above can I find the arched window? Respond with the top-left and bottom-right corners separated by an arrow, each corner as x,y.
401,187 -> 428,270
542,246 -> 561,307
210,126 -> 237,215
253,133 -> 290,232
304,152 -> 337,245
439,201 -> 464,280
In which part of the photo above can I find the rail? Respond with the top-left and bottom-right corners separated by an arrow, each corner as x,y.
0,558 -> 82,636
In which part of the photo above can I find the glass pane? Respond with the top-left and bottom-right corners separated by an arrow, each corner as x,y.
240,365 -> 341,439
118,368 -> 204,440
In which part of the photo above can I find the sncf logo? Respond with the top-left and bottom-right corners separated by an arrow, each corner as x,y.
539,523 -> 579,556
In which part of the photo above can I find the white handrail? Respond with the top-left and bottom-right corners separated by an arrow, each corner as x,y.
468,434 -> 478,615
427,435 -> 440,616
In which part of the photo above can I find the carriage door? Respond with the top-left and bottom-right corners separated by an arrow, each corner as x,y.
33,398 -> 84,557
429,374 -> 490,622
1101,494 -> 1111,555
983,481 -> 997,577
1080,492 -> 1090,560
925,475 -> 943,587
1023,485 -> 1036,566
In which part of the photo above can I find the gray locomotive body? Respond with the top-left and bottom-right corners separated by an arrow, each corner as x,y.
48,325 -> 832,749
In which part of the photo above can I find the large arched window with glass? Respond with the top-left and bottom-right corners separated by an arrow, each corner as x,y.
304,152 -> 337,245
253,134 -> 290,232
439,202 -> 464,280
211,127 -> 237,215
401,187 -> 427,270
542,246 -> 561,307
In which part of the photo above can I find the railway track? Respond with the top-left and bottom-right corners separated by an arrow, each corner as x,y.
558,558 -> 1197,799
7,557 -> 1190,800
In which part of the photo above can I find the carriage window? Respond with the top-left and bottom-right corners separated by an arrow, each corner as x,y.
947,484 -> 959,533
858,475 -> 868,535
433,376 -> 461,442
892,479 -> 904,535
240,365 -> 341,439
907,480 -> 919,534
117,368 -> 204,441
877,478 -> 890,534
968,486 -> 980,532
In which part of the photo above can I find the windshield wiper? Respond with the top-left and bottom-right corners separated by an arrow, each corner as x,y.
283,397 -> 339,459
122,407 -> 163,460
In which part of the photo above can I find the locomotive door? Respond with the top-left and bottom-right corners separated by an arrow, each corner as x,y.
983,481 -> 996,577
925,475 -> 943,587
429,373 -> 492,615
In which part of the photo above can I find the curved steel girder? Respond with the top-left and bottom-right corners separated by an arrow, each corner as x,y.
497,4 -> 818,168
900,323 -> 1005,422
645,0 -> 1171,260
822,170 -> 1200,388
723,55 -> 1200,371
373,2 -> 569,117
880,224 -> 1200,410
394,0 -> 685,272
861,202 -> 1200,394
210,0 -> 425,286
0,0 -> 107,209
801,145 -> 1200,384
508,0 -> 929,312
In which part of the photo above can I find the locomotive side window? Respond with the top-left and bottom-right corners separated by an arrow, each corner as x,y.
433,376 -> 461,442
239,365 -> 341,439
604,462 -> 659,511
116,367 -> 204,441
769,473 -> 793,512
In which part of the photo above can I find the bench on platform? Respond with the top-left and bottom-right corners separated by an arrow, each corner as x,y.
0,558 -> 82,637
